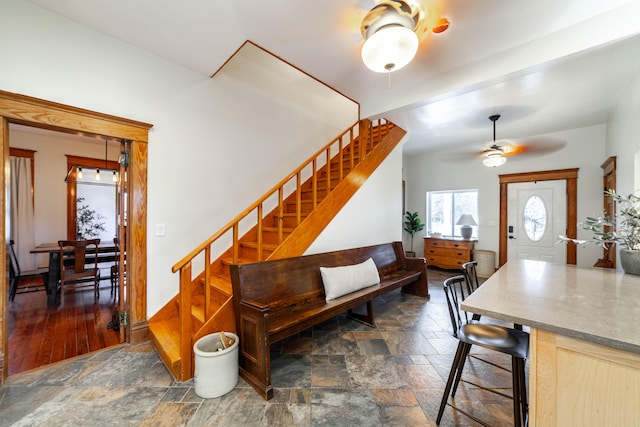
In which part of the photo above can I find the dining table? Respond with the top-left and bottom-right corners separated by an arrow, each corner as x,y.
31,241 -> 118,306
461,259 -> 640,426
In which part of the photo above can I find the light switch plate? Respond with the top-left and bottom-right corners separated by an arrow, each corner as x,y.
155,223 -> 165,237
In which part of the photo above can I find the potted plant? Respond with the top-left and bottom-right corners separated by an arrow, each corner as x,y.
559,189 -> 640,274
403,211 -> 425,257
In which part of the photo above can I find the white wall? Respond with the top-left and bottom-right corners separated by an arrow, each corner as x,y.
607,65 -> 640,196
403,124 -> 606,268
306,142 -> 404,254
2,0 -> 396,316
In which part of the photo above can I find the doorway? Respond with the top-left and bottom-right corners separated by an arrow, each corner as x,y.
0,90 -> 151,382
7,129 -> 127,375
507,180 -> 567,263
498,168 -> 579,267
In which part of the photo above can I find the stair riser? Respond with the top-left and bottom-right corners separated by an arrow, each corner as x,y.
279,215 -> 306,228
240,245 -> 274,260
284,200 -> 319,215
261,230 -> 292,245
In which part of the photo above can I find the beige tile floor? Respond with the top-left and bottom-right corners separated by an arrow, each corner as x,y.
0,268 -> 524,426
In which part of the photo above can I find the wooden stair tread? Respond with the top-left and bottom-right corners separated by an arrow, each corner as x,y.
263,226 -> 294,233
221,256 -> 261,266
149,318 -> 181,366
279,212 -> 309,218
209,274 -> 232,296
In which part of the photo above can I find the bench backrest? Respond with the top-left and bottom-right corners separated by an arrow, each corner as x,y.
230,241 -> 407,311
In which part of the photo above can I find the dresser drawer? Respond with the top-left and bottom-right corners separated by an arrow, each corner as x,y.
424,247 -> 470,259
425,255 -> 466,270
424,238 -> 473,250
423,237 -> 475,270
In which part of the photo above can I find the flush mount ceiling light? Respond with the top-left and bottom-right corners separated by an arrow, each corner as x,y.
482,115 -> 507,168
360,0 -> 421,73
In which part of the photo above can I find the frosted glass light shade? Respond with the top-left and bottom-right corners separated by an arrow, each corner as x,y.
361,25 -> 419,73
483,153 -> 507,167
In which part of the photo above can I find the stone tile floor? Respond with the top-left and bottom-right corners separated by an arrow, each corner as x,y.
0,268 -> 524,426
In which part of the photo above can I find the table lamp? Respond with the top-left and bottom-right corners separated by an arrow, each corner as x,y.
456,214 -> 477,240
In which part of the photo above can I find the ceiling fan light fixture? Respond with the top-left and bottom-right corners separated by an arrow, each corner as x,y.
361,25 -> 418,73
483,154 -> 507,168
361,0 -> 420,73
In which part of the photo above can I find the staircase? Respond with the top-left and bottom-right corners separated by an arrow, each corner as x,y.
149,119 -> 406,381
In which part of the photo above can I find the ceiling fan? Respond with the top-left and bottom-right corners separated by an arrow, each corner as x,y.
443,114 -> 567,167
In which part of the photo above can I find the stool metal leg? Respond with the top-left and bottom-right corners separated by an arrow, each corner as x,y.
437,341 -> 467,424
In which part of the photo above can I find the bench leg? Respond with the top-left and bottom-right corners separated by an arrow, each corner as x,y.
347,300 -> 376,328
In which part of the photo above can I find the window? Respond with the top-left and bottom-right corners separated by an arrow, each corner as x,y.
523,195 -> 547,241
427,189 -> 478,238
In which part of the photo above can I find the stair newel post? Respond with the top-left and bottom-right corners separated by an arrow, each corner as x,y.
349,127 -> 355,171
204,246 -> 211,319
179,261 -> 193,379
312,158 -> 318,209
257,203 -> 263,261
295,172 -> 302,227
232,223 -> 239,264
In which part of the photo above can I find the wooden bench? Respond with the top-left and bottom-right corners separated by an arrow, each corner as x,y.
229,241 -> 429,400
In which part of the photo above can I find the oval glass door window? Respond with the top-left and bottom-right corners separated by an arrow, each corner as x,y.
523,195 -> 547,241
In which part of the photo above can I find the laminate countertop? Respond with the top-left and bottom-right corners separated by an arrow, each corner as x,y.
461,259 -> 640,354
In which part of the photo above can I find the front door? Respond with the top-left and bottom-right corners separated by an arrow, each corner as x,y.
507,180 -> 567,263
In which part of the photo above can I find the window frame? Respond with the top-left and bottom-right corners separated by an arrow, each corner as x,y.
426,189 -> 479,238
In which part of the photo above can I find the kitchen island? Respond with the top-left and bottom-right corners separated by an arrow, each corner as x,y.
461,259 -> 640,427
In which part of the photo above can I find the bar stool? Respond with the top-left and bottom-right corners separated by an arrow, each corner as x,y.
437,275 -> 529,426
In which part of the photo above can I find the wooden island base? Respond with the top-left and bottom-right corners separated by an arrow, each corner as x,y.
530,328 -> 640,426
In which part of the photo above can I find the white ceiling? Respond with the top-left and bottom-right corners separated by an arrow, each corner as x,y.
25,0 -> 640,154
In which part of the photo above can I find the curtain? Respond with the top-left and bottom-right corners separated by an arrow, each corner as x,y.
9,156 -> 36,270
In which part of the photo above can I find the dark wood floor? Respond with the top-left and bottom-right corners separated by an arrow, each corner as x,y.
7,275 -> 120,376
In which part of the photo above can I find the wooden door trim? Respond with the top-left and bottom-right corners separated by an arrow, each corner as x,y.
0,90 -> 152,382
498,168 -> 579,266
597,156 -> 617,268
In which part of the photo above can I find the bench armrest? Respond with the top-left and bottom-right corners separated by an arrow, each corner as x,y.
404,256 -> 426,270
241,299 -> 270,312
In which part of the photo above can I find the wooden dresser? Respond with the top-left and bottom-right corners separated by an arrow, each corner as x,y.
423,236 -> 475,270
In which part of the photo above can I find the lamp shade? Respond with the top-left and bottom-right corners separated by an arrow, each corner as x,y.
361,25 -> 419,73
456,214 -> 477,240
456,214 -> 477,226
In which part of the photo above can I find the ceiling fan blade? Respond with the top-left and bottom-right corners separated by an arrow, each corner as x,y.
440,136 -> 566,163
501,137 -> 566,158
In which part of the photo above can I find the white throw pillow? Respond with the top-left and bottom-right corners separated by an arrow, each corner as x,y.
320,258 -> 380,301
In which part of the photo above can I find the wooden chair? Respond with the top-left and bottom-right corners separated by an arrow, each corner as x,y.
437,275 -> 529,426
58,239 -> 101,301
110,237 -> 125,296
463,260 -> 523,330
7,240 -> 49,301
